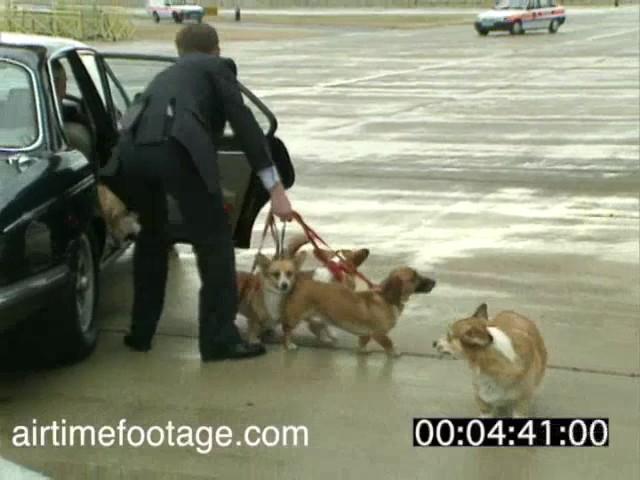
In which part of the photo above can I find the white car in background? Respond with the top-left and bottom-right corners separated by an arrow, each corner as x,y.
147,0 -> 204,24
475,0 -> 566,36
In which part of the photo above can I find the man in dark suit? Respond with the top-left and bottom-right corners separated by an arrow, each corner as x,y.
119,24 -> 293,361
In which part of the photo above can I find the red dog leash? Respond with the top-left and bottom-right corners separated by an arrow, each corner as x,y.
241,211 -> 280,300
291,211 -> 377,290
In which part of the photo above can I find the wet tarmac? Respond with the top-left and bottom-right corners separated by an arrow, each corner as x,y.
1,6 -> 639,479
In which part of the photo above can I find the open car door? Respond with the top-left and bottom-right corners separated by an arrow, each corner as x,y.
97,53 -> 294,248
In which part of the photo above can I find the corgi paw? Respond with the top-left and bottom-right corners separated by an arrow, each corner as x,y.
386,349 -> 402,359
284,342 -> 298,351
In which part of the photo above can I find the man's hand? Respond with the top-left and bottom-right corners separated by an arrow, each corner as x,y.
269,184 -> 293,221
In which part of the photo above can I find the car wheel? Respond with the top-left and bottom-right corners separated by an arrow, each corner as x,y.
153,11 -> 160,23
173,12 -> 183,23
477,29 -> 489,36
510,21 -> 524,35
549,19 -> 559,33
47,231 -> 99,364
0,231 -> 100,369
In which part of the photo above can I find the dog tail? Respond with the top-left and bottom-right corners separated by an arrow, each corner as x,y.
286,234 -> 310,257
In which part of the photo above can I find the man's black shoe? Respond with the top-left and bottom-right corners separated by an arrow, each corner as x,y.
202,342 -> 266,362
124,335 -> 152,352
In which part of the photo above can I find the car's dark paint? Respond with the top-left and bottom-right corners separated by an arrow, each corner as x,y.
0,41 -> 117,335
0,36 -> 295,350
0,150 -> 100,329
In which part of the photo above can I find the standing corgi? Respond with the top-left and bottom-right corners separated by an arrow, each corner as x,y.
237,251 -> 307,345
434,304 -> 547,417
287,235 -> 370,344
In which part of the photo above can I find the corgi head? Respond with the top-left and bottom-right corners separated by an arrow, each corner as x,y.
380,267 -> 436,307
433,303 -> 492,358
287,233 -> 370,270
256,251 -> 307,293
313,247 -> 370,269
314,247 -> 371,289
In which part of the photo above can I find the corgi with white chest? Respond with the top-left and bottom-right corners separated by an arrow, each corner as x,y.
237,250 -> 307,345
434,303 -> 547,418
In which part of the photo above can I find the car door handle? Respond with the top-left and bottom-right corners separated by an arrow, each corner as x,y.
7,154 -> 36,173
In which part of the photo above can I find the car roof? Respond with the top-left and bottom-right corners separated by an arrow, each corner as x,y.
0,32 -> 88,57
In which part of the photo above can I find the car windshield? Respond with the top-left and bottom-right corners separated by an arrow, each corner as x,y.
495,0 -> 528,9
0,61 -> 39,149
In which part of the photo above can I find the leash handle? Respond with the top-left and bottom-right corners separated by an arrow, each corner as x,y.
251,210 -> 275,274
279,220 -> 287,258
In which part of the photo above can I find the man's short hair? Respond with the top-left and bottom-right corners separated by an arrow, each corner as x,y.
175,24 -> 219,56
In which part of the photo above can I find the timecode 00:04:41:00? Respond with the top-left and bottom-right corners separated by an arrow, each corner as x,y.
412,418 -> 609,447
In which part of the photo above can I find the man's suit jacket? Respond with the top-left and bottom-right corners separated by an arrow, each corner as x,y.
127,53 -> 273,193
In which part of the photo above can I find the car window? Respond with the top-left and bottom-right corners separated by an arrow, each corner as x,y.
105,69 -> 127,128
79,52 -> 107,108
0,61 -> 39,149
223,92 -> 271,137
104,56 -> 272,136
57,57 -> 81,99
104,57 -> 172,102
495,0 -> 527,8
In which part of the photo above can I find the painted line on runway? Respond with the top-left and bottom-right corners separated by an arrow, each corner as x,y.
584,27 -> 640,42
315,58 -> 478,88
277,21 -> 638,96
100,328 -> 640,378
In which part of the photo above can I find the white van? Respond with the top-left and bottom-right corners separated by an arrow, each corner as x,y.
146,0 -> 205,24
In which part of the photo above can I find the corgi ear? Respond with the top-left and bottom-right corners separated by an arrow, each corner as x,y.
256,253 -> 271,271
461,325 -> 492,347
286,234 -> 310,257
351,248 -> 370,267
381,276 -> 403,306
293,250 -> 307,269
472,303 -> 488,321
313,249 -> 332,263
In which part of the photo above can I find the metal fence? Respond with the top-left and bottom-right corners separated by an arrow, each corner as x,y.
1,1 -> 136,40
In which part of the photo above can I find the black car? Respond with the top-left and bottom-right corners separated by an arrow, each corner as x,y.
0,33 -> 294,365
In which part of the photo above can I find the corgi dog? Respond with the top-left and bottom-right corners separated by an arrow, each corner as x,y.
433,304 -> 547,418
97,184 -> 140,243
283,267 -> 436,356
286,235 -> 370,344
237,250 -> 307,345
